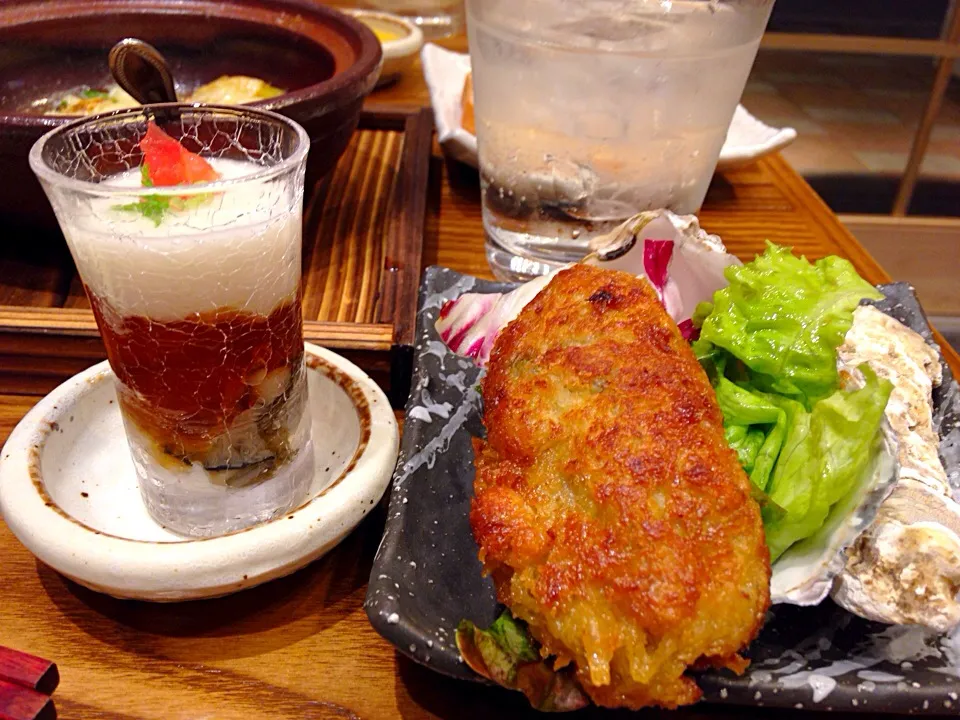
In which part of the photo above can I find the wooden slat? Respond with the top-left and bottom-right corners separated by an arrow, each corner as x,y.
893,6 -> 960,215
298,125 -> 405,324
61,274 -> 89,310
839,214 -> 960,317
761,31 -> 960,58
300,131 -> 362,320
375,108 -> 433,347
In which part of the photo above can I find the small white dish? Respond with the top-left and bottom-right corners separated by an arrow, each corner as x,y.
346,9 -> 424,88
420,43 -> 797,171
0,343 -> 398,602
716,105 -> 798,171
421,44 -> 476,166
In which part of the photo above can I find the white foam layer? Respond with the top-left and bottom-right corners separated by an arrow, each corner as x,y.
58,158 -> 301,320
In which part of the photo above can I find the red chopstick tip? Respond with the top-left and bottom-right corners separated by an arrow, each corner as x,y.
0,678 -> 56,720
0,647 -> 59,696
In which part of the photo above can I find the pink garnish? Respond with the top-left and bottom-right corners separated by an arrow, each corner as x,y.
463,338 -> 485,358
140,121 -> 220,186
643,239 -> 674,298
677,319 -> 700,341
435,275 -> 552,366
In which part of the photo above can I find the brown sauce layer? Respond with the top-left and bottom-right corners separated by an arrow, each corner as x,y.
89,291 -> 304,464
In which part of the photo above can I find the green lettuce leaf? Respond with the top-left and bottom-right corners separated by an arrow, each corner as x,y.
456,612 -> 588,712
763,366 -> 891,561
724,424 -> 764,473
698,243 -> 882,406
710,353 -> 788,492
694,244 -> 893,562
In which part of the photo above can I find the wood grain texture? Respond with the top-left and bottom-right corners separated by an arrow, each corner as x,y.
374,108 -> 433,347
892,3 -> 960,215
839,215 -> 960,317
1,23 -> 957,720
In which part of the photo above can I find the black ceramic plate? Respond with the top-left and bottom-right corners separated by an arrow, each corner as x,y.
366,266 -> 960,714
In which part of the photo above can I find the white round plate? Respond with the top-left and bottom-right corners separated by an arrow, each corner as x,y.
0,343 -> 398,602
346,9 -> 424,87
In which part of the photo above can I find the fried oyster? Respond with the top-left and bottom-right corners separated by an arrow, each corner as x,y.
470,264 -> 771,709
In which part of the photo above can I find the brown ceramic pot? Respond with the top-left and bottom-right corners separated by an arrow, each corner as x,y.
0,0 -> 382,228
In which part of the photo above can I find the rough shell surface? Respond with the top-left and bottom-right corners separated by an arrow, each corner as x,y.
832,301 -> 960,631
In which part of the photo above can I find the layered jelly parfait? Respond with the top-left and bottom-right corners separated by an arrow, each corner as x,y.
32,112 -> 314,536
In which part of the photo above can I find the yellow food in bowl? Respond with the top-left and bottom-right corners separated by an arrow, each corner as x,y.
373,26 -> 402,43
355,16 -> 407,45
187,75 -> 283,104
48,86 -> 140,115
44,76 -> 283,116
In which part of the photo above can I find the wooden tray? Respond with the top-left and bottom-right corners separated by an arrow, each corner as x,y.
0,107 -> 433,405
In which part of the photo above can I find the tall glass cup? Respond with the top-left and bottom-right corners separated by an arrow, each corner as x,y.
29,105 -> 314,537
466,0 -> 775,281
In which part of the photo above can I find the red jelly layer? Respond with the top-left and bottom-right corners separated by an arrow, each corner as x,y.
89,291 -> 304,460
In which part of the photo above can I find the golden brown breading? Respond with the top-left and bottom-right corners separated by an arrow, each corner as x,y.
471,264 -> 770,709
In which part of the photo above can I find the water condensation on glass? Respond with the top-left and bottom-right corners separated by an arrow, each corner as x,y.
466,0 -> 774,281
33,107 -> 314,537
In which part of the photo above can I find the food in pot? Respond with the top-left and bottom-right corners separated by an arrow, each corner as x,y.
42,75 -> 283,116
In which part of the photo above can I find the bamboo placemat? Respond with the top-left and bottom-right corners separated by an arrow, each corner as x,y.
0,108 -> 433,402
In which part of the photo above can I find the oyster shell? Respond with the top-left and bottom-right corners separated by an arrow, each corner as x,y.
832,480 -> 960,632
830,305 -> 960,632
838,305 -> 947,494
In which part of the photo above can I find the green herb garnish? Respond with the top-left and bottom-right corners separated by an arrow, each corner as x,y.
80,87 -> 109,99
114,195 -> 170,226
113,193 -> 215,227
113,162 -> 214,226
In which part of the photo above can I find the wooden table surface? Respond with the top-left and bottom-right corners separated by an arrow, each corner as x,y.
2,29 -> 958,720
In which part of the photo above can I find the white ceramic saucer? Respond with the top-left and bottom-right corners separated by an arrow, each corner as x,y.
0,343 -> 398,602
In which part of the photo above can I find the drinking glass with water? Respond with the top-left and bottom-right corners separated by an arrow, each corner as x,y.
466,0 -> 775,281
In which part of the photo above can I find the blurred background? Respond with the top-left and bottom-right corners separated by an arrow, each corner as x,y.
737,0 -> 960,348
